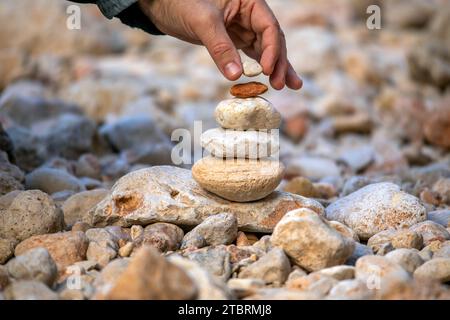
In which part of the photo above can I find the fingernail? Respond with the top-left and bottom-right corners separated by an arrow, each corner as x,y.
224,62 -> 241,78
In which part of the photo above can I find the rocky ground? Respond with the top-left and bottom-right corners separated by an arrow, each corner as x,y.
0,0 -> 450,300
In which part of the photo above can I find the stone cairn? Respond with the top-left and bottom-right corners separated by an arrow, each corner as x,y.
192,57 -> 284,202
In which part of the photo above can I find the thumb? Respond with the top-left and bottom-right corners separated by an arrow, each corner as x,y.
197,20 -> 242,80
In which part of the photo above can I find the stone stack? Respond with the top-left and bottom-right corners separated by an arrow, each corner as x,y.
192,58 -> 284,202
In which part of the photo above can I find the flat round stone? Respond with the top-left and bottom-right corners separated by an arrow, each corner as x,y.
230,82 -> 268,98
201,128 -> 279,159
215,97 -> 281,130
192,156 -> 284,202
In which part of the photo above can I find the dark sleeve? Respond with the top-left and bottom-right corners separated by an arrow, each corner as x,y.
69,0 -> 164,35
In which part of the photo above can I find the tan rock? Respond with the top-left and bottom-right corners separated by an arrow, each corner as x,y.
14,231 -> 89,273
409,221 -> 450,246
283,176 -> 319,198
62,189 -> 108,228
105,246 -> 197,300
271,208 -> 354,272
200,128 -> 279,159
326,183 -> 427,240
413,258 -> 450,283
367,229 -> 424,253
214,97 -> 281,130
88,166 -> 324,233
328,220 -> 360,242
193,157 -> 284,202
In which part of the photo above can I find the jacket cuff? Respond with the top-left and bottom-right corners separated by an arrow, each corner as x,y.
97,0 -> 138,19
115,1 -> 164,35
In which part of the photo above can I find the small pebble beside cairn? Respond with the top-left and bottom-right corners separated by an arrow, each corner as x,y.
192,57 -> 284,202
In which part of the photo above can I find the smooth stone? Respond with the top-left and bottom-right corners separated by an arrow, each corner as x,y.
328,279 -> 376,300
214,97 -> 281,130
62,189 -> 108,228
104,246 -> 197,300
413,258 -> 450,283
238,248 -> 291,286
326,183 -> 427,240
286,273 -> 338,297
15,231 -> 89,274
385,248 -> 424,274
427,210 -> 450,227
328,220 -> 360,242
355,255 -> 411,288
367,229 -> 423,253
133,222 -> 184,252
316,265 -> 355,281
25,168 -> 85,194
193,157 -> 284,202
181,213 -> 238,249
6,248 -> 57,286
4,280 -> 59,300
0,190 -> 64,241
409,221 -> 450,246
242,58 -> 263,77
200,128 -> 279,159
271,208 -> 355,272
88,166 -> 324,233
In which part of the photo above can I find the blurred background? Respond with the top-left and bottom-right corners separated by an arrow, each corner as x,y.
0,0 -> 449,205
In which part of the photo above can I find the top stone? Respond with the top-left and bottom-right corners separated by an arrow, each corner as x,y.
215,97 -> 281,130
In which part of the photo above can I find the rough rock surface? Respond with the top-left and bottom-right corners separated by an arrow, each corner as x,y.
88,166 -> 324,233
326,183 -> 427,240
0,190 -> 64,241
271,208 -> 355,272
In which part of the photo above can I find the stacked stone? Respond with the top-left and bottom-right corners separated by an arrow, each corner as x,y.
192,58 -> 284,202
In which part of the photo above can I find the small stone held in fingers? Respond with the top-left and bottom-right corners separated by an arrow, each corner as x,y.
230,82 -> 268,98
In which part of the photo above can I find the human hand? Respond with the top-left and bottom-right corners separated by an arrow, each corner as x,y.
138,0 -> 302,90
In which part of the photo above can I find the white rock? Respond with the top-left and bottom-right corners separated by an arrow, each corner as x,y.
200,127 -> 279,159
214,97 -> 280,130
242,58 -> 263,77
326,183 -> 427,240
271,208 -> 354,272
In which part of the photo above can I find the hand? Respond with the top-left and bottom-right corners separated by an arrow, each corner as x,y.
138,0 -> 302,90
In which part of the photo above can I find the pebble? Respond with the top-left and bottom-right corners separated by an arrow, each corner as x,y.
184,246 -> 232,282
283,176 -> 319,198
227,278 -> 265,299
409,221 -> 450,246
200,128 -> 279,159
6,248 -> 57,286
89,166 -> 324,233
316,265 -> 355,281
326,183 -> 427,240
215,97 -> 281,130
238,248 -> 291,286
0,265 -> 9,289
181,213 -> 238,249
328,220 -> 360,242
385,248 -> 424,274
230,82 -> 268,98
104,246 -> 197,300
242,58 -> 263,77
236,231 -> 250,246
134,223 -> 184,252
62,189 -> 108,228
14,231 -> 89,274
25,168 -> 85,194
427,209 -> 450,227
328,279 -> 376,300
193,157 -> 284,202
286,273 -> 338,297
285,156 -> 340,180
367,229 -> 423,253
413,258 -> 450,283
4,280 -> 59,300
271,208 -> 354,272
169,255 -> 232,300
345,242 -> 374,266
0,190 -> 64,241
355,255 -> 411,289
